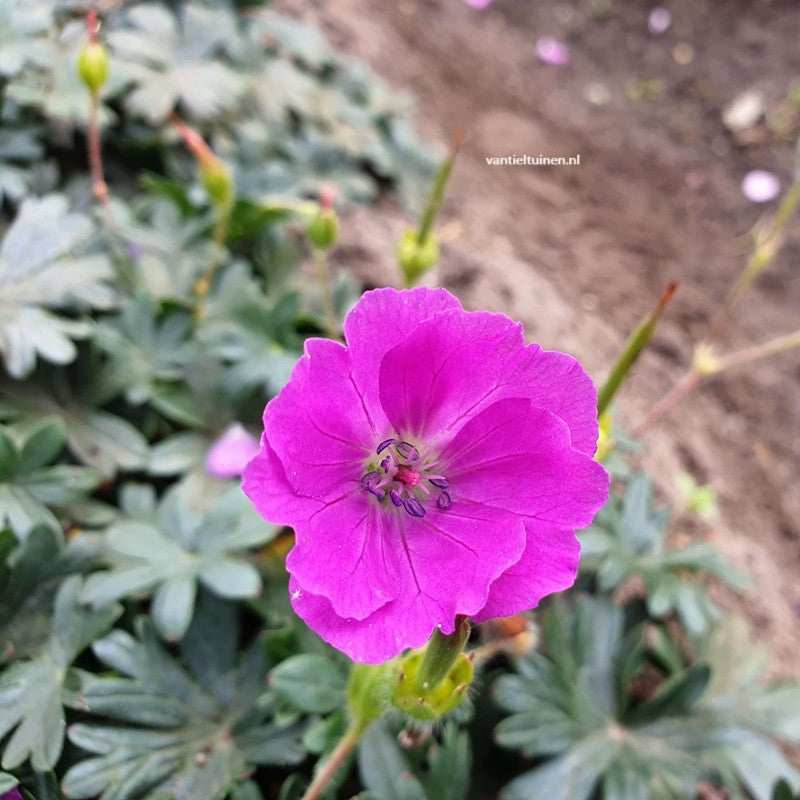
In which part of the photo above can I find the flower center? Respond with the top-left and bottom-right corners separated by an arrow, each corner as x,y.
360,438 -> 451,518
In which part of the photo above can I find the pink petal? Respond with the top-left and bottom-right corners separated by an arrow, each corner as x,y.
378,309 -> 599,454
536,37 -> 570,66
344,286 -> 462,412
286,494 -> 405,620
741,170 -> 780,203
205,423 -> 260,479
288,498 -> 525,663
464,0 -> 493,7
264,337 -> 380,501
242,438 -> 325,526
442,398 -> 609,529
472,521 -> 581,622
287,489 -> 525,628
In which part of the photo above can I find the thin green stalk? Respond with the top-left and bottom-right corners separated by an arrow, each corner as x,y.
705,179 -> 800,346
713,329 -> 800,372
417,131 -> 463,245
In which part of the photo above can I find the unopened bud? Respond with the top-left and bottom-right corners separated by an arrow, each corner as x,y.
307,185 -> 339,250
172,116 -> 235,212
397,229 -> 439,287
78,11 -> 108,93
307,208 -> 339,250
201,159 -> 234,211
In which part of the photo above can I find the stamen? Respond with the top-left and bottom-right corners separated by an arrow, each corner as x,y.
368,485 -> 386,499
380,456 -> 390,472
376,438 -> 397,454
429,477 -> 449,489
390,489 -> 403,507
395,441 -> 418,460
361,471 -> 382,490
404,497 -> 426,518
436,491 -> 452,510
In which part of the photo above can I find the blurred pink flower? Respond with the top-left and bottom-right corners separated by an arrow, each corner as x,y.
536,37 -> 570,66
205,424 -> 260,479
741,170 -> 780,203
464,0 -> 493,8
648,7 -> 672,35
1,789 -> 22,800
244,288 -> 608,663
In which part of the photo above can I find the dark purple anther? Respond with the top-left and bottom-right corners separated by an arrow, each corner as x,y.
403,497 -> 426,518
429,478 -> 449,489
390,489 -> 403,507
395,441 -> 418,460
380,456 -> 390,472
361,471 -> 382,490
376,438 -> 397,454
436,491 -> 452,510
368,485 -> 386,499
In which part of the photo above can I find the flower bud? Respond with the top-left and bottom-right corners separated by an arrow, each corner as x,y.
391,649 -> 473,722
307,184 -> 339,250
78,11 -> 109,93
307,208 -> 339,250
201,159 -> 235,212
397,229 -> 439,287
78,41 -> 109,93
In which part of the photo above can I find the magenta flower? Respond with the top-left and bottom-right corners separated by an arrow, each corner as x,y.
206,424 -> 260,479
1,789 -> 22,800
243,288 -> 608,663
535,37 -> 570,66
464,0 -> 493,8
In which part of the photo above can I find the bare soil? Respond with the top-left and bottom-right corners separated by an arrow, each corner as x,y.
279,0 -> 800,679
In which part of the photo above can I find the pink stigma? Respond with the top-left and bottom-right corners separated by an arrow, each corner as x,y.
395,465 -> 421,487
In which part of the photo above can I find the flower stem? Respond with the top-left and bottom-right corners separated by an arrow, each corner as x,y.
87,89 -> 115,233
632,368 -> 701,436
713,329 -> 800,372
314,247 -> 339,340
704,179 -> 800,346
300,720 -> 368,800
417,616 -> 471,691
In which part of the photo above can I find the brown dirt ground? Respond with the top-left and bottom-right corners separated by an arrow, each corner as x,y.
278,0 -> 800,680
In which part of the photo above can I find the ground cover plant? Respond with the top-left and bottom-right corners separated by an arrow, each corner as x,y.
1,2 -> 799,800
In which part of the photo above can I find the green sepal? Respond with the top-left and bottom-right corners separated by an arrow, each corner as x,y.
391,651 -> 473,722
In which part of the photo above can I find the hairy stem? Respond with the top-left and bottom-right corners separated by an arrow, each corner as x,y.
300,720 -> 367,800
87,90 -> 115,232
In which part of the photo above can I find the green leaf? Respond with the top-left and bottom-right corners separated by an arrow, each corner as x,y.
0,420 -> 100,539
579,472 -> 744,634
358,721 -> 470,800
65,409 -> 149,477
0,576 -> 120,771
95,296 -> 197,409
0,771 -> 18,792
0,194 -> 115,378
82,484 -> 277,640
270,655 -> 348,715
0,0 -> 53,78
62,600 -> 305,800
108,3 -> 244,124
